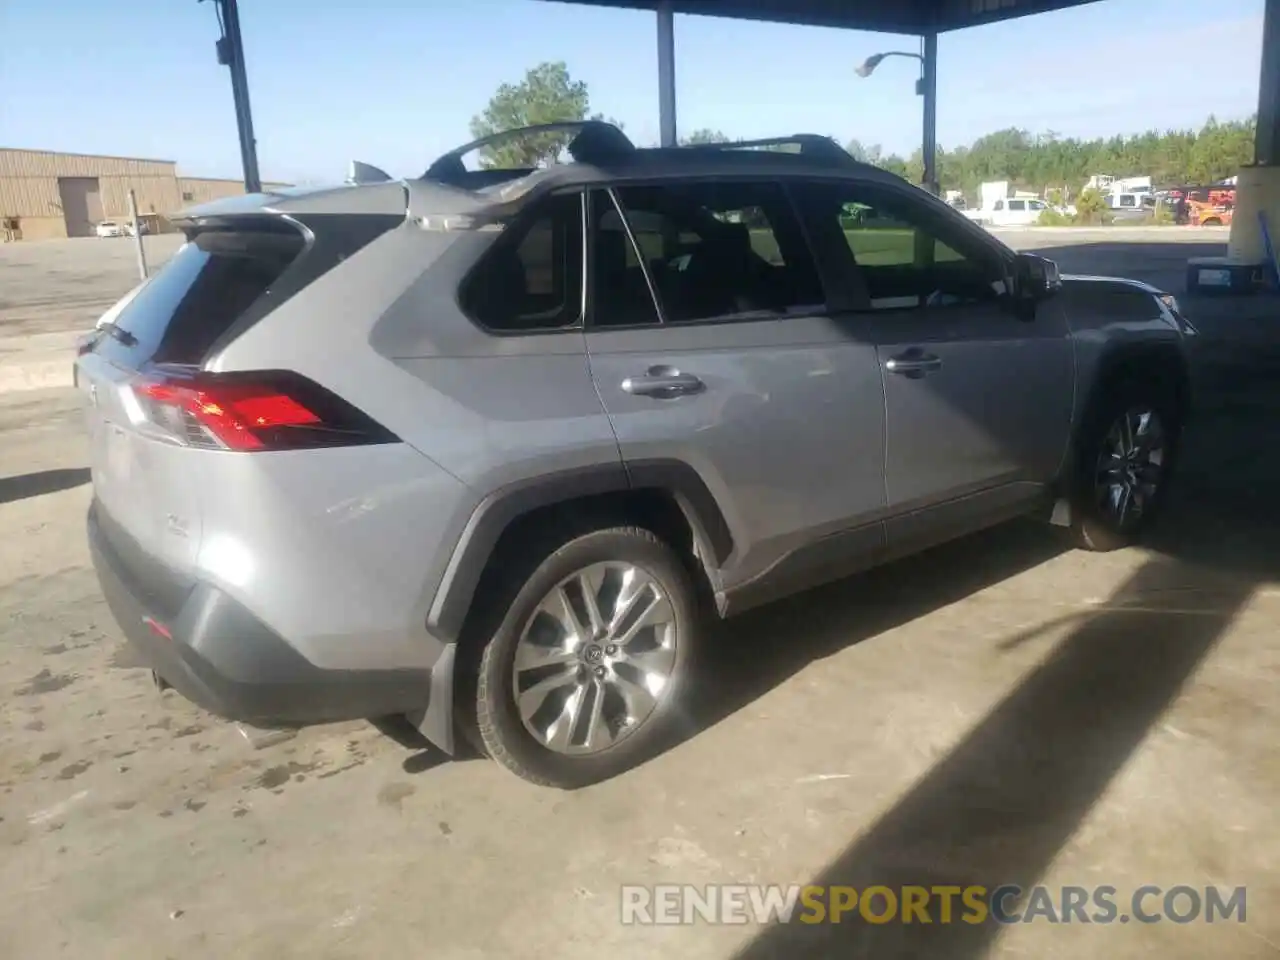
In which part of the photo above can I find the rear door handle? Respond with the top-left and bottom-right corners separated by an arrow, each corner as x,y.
621,365 -> 705,398
884,352 -> 943,376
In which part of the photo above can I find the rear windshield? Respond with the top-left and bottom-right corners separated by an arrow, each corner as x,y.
93,225 -> 305,369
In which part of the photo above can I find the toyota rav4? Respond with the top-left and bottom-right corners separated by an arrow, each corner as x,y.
78,123 -> 1194,788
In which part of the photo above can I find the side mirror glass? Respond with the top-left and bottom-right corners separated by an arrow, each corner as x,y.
1014,253 -> 1062,300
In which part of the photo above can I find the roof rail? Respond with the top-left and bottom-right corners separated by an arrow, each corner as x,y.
679,134 -> 857,167
424,121 -> 636,182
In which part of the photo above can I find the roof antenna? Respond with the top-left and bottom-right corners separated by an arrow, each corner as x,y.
347,160 -> 392,185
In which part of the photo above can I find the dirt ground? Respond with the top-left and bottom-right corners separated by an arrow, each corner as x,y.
0,229 -> 1277,959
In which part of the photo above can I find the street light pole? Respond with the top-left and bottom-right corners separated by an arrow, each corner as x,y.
855,42 -> 940,196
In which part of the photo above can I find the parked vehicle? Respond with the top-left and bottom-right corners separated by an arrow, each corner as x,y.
960,181 -> 1054,226
78,122 -> 1194,788
1187,198 -> 1233,227
95,221 -> 125,238
1105,192 -> 1157,222
1084,174 -> 1152,196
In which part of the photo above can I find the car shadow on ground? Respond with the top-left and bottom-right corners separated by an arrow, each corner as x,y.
0,466 -> 90,505
725,330 -> 1280,958
686,518 -> 1071,741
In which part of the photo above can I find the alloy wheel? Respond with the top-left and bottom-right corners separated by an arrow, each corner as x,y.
512,562 -> 677,755
1094,405 -> 1166,529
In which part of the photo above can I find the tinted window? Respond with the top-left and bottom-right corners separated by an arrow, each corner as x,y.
462,192 -> 584,332
91,225 -> 305,368
595,181 -> 823,326
590,193 -> 663,328
833,200 -> 961,268
1008,200 -> 1026,211
800,182 -> 1005,311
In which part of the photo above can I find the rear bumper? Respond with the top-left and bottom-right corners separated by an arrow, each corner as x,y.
87,501 -> 452,740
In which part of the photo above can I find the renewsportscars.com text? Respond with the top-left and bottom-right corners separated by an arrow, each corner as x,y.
620,884 -> 1247,926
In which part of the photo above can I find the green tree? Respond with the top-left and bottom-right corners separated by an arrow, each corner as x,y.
1072,188 -> 1112,225
469,62 -> 606,168
681,128 -> 730,145
878,153 -> 910,178
877,115 -> 1256,196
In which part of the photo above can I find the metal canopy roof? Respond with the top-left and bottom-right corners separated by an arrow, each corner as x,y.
539,0 -> 1098,34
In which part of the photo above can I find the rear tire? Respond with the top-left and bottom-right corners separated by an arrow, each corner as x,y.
1070,377 -> 1181,551
468,526 -> 699,788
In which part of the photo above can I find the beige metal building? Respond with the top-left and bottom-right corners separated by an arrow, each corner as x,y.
0,148 -> 291,241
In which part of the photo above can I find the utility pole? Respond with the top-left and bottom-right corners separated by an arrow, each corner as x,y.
206,0 -> 262,193
127,190 -> 148,280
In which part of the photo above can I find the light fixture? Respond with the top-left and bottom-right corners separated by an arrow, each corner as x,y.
855,50 -> 924,81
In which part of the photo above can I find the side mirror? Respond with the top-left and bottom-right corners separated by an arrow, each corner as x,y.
1013,252 -> 1062,301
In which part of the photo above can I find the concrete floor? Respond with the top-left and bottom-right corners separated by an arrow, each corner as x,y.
0,228 -> 1277,958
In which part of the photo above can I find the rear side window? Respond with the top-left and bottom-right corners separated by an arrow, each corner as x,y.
460,192 -> 584,333
92,225 -> 304,368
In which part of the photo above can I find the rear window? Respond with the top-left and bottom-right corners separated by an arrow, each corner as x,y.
93,225 -> 305,369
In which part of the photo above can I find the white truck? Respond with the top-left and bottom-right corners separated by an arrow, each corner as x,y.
960,181 -> 1052,227
1085,174 -> 1152,196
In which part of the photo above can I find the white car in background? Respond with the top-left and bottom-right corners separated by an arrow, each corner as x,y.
95,221 -> 125,238
962,197 -> 1051,227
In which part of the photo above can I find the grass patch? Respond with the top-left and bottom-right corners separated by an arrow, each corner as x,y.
749,227 -> 963,266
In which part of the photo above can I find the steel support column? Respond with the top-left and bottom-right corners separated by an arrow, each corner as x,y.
213,0 -> 262,194
657,1 -> 678,147
1216,0 -> 1280,275
920,31 -> 938,195
1256,0 -> 1280,166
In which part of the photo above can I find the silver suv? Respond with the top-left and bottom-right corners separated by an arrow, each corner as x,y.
78,124 -> 1194,788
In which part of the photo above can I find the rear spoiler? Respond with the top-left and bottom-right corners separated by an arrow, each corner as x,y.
347,160 -> 393,185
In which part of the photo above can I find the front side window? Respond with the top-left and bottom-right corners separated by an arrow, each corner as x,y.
1008,200 -> 1026,212
461,192 -> 583,332
799,181 -> 1005,311
591,180 -> 824,327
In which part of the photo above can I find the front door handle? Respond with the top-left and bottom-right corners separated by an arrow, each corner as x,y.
884,351 -> 943,377
621,365 -> 705,398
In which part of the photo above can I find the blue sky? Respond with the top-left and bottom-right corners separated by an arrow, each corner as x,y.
0,0 -> 1265,184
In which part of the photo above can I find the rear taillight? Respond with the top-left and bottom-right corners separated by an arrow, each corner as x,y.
128,370 -> 398,452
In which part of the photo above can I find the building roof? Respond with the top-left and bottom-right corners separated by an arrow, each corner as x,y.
537,0 -> 1099,33
0,146 -> 176,165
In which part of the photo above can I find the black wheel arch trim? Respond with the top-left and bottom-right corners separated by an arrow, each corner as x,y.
1052,339 -> 1191,502
1085,339 -> 1193,427
426,459 -> 733,643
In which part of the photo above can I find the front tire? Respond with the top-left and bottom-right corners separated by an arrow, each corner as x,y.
471,527 -> 698,788
1070,378 -> 1181,551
